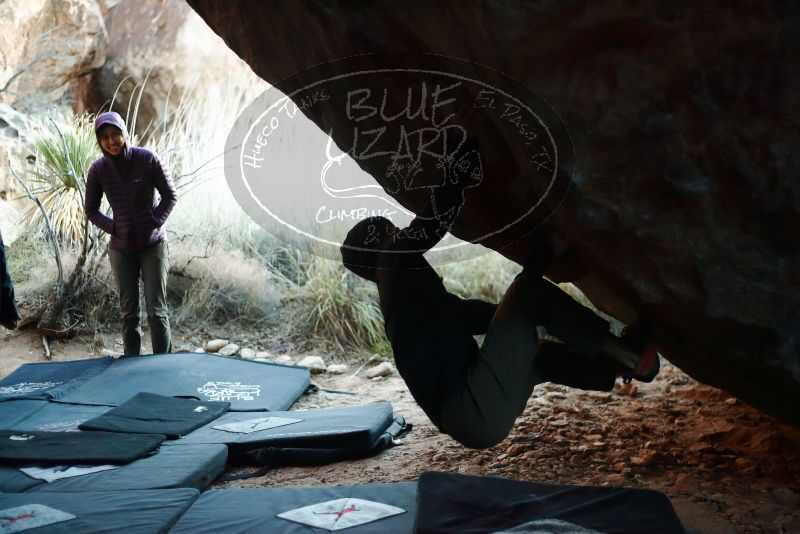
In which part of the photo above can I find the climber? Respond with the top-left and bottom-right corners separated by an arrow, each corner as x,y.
340,157 -> 659,450
84,111 -> 177,355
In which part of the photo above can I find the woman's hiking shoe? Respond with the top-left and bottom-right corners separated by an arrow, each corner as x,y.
621,323 -> 660,384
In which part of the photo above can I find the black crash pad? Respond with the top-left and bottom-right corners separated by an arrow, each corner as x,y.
0,443 -> 227,493
171,482 -> 417,533
5,402 -> 109,432
0,358 -> 112,402
0,430 -> 165,465
79,392 -> 229,438
59,353 -> 309,411
0,488 -> 198,533
172,402 -> 409,467
0,400 -> 49,429
413,472 -> 686,534
175,402 -> 401,449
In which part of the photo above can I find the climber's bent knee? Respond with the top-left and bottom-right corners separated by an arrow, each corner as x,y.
438,397 -> 515,450
449,425 -> 510,450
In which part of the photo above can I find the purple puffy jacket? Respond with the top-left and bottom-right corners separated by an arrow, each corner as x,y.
85,112 -> 177,251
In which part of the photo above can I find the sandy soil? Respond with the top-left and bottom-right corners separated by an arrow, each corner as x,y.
2,328 -> 799,533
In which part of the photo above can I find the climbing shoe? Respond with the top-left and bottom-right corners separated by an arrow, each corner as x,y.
621,323 -> 660,384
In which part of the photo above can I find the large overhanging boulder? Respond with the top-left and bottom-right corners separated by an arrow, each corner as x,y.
186,1 -> 800,424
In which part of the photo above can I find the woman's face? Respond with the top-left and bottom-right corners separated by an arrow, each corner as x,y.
97,125 -> 125,156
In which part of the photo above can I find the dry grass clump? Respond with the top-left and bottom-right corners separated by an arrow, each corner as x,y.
6,232 -> 118,329
288,256 -> 386,353
4,231 -> 52,289
7,228 -> 283,335
435,251 -> 521,303
435,250 -> 623,333
167,241 -> 281,330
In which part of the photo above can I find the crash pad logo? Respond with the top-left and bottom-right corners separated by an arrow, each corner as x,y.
0,504 -> 76,532
36,420 -> 83,432
225,54 -> 573,265
197,381 -> 261,402
277,498 -> 405,531
0,381 -> 61,396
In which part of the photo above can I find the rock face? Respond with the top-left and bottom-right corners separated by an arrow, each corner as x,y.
0,0 -> 106,111
0,0 -> 106,198
188,1 -> 800,424
0,104 -> 29,242
86,0 -> 261,134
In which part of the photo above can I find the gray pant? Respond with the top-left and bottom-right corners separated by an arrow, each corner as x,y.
439,272 -> 614,449
108,241 -> 171,355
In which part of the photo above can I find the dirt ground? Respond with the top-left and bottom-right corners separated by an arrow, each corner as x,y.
2,328 -> 799,534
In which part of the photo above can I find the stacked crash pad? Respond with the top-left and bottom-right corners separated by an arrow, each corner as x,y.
0,355 -> 686,532
0,443 -> 227,493
172,402 -> 409,466
53,352 -> 311,411
0,354 -> 411,495
0,354 -> 311,495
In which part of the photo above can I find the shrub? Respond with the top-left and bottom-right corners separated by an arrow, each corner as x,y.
293,256 -> 386,353
435,251 -> 521,302
167,242 -> 281,330
19,113 -> 100,246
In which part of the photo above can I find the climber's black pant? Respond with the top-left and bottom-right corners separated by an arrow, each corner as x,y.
384,271 -> 618,449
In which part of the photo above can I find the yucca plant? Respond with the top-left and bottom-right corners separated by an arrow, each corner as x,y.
300,256 -> 386,352
11,112 -> 111,336
20,113 -> 101,246
436,251 -> 521,302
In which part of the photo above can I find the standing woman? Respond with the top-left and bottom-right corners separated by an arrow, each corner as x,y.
85,111 -> 177,355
